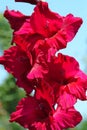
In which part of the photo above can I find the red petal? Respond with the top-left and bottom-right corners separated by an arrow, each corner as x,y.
4,9 -> 29,31
30,2 -> 63,38
68,70 -> 87,100
53,107 -> 82,129
47,53 -> 79,83
62,14 -> 83,42
58,91 -> 76,109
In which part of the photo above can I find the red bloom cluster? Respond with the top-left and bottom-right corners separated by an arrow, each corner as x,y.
0,1 -> 87,130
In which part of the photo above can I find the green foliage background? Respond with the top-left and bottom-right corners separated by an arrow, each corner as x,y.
0,13 -> 87,130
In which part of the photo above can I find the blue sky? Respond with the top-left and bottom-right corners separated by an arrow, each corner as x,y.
0,0 -> 87,121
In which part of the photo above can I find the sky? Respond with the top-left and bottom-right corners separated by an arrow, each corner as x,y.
0,0 -> 87,121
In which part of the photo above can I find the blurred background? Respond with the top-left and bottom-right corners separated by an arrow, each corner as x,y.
0,0 -> 87,130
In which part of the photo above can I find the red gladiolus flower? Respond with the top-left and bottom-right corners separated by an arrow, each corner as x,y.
10,96 -> 82,130
4,2 -> 83,59
30,2 -> 82,44
40,53 -> 87,108
0,46 -> 48,92
0,46 -> 34,93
